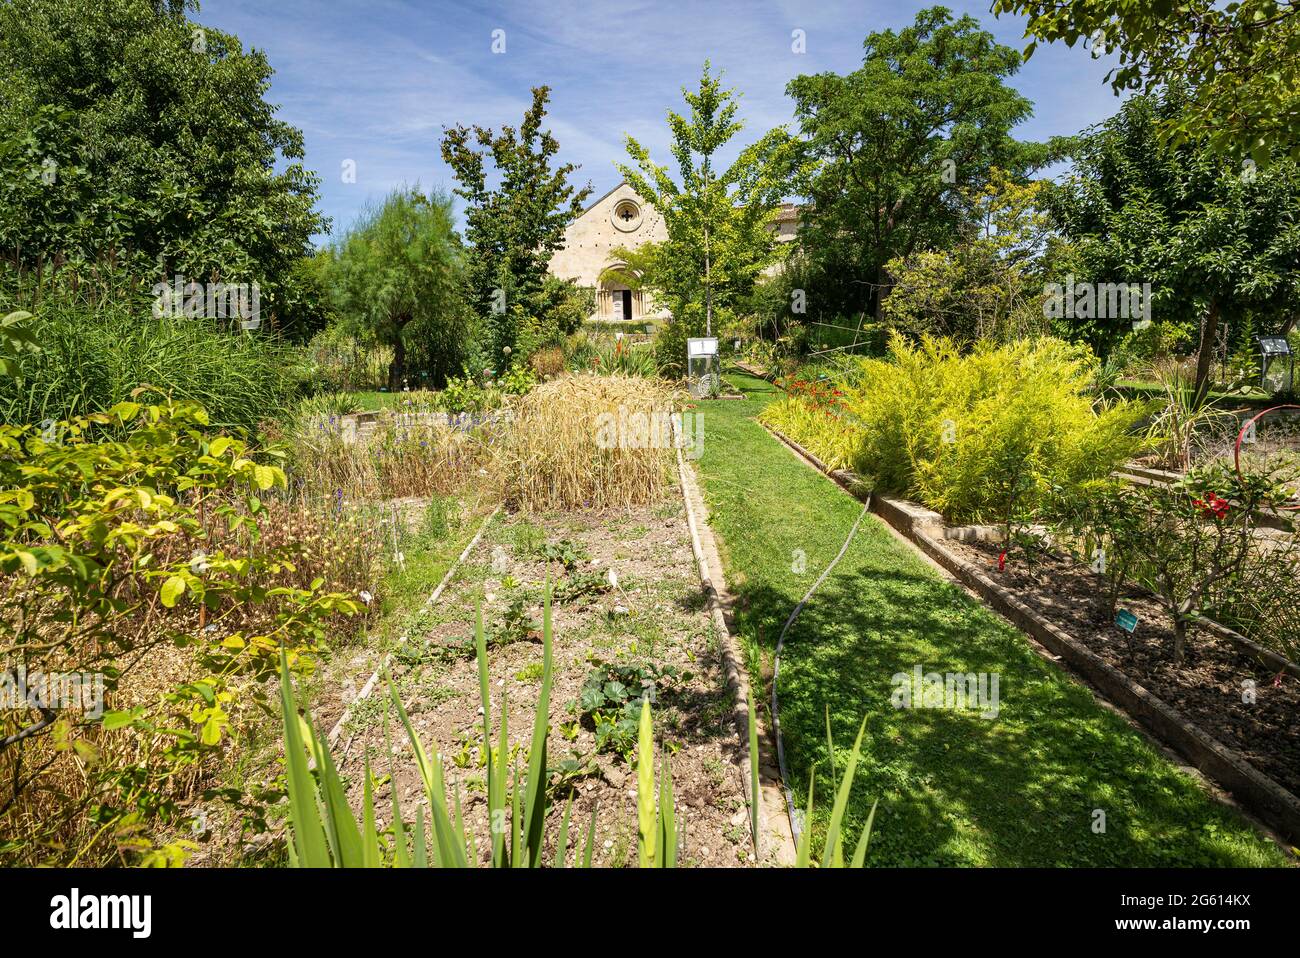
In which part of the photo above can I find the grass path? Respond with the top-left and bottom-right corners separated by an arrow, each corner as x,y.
692,370 -> 1287,866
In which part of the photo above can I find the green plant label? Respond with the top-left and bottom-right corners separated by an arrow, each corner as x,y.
1115,609 -> 1139,633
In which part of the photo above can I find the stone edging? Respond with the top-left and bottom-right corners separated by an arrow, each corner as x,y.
762,421 -> 1300,848
672,419 -> 797,865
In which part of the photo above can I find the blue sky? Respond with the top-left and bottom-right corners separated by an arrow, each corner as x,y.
195,0 -> 1126,245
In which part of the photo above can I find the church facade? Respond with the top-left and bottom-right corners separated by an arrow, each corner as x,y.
547,181 -> 799,323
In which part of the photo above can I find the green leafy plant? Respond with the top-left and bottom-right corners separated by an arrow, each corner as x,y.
0,310 -> 37,378
278,590 -> 879,867
533,538 -> 589,572
552,569 -> 612,605
498,362 -> 537,396
576,660 -> 684,761
0,397 -> 362,864
489,594 -> 539,647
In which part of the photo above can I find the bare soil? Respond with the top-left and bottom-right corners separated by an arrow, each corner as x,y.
327,497 -> 754,867
947,537 -> 1300,801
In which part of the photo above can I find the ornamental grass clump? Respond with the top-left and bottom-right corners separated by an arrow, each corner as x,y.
501,372 -> 682,512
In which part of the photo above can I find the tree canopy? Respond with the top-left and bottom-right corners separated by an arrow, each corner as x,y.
993,0 -> 1300,164
0,0 -> 327,336
328,188 -> 469,389
613,60 -> 801,356
1049,87 -> 1300,398
441,86 -> 592,365
786,6 -> 1064,322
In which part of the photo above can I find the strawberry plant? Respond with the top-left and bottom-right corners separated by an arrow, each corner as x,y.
576,659 -> 685,761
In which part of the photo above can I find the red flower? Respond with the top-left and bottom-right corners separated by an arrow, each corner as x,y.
1193,493 -> 1230,520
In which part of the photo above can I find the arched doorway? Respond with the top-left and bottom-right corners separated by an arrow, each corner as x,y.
598,263 -> 643,321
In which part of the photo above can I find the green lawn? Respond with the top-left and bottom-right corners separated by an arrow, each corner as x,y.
694,370 -> 1288,866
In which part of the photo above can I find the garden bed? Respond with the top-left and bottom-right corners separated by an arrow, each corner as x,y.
946,537 -> 1300,804
328,501 -> 756,867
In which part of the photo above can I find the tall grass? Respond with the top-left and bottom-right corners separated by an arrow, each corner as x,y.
278,587 -> 878,867
0,295 -> 303,430
501,372 -> 681,511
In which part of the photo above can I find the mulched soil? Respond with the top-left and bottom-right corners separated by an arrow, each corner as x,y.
327,497 -> 754,867
946,537 -> 1300,801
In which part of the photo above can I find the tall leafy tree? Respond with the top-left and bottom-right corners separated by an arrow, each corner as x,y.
328,188 -> 469,390
441,87 -> 592,364
993,0 -> 1300,163
1050,87 -> 1300,400
0,0 -> 327,335
614,61 -> 801,353
882,171 -> 1055,344
787,6 -> 1062,321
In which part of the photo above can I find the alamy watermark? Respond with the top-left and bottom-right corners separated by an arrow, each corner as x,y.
595,407 -> 703,460
891,664 -> 1000,719
1,665 -> 105,720
1043,274 -> 1151,324
151,273 -> 261,330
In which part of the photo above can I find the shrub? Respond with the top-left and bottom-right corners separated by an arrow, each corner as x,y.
501,373 -> 681,512
1110,320 -> 1196,373
760,377 -> 861,471
0,399 -> 363,865
498,361 -> 537,396
511,276 -> 594,362
844,334 -> 1146,524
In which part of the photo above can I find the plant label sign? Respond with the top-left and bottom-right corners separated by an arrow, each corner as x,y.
1115,609 -> 1139,633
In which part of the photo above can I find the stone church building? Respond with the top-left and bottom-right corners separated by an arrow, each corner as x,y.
547,181 -> 799,323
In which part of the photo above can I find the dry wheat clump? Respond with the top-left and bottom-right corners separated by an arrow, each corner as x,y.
501,372 -> 684,511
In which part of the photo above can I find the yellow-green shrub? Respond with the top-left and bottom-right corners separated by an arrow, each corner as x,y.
760,394 -> 861,471
844,334 -> 1145,523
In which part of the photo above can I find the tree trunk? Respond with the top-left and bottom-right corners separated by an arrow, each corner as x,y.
1172,616 -> 1187,663
873,264 -> 892,323
388,334 -> 406,391
1193,298 -> 1219,407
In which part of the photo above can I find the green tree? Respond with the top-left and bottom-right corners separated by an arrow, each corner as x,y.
882,172 -> 1054,344
328,188 -> 469,390
441,87 -> 592,365
786,6 -> 1062,322
0,0 -> 327,334
1049,87 -> 1300,401
993,0 -> 1300,163
614,61 -> 800,367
